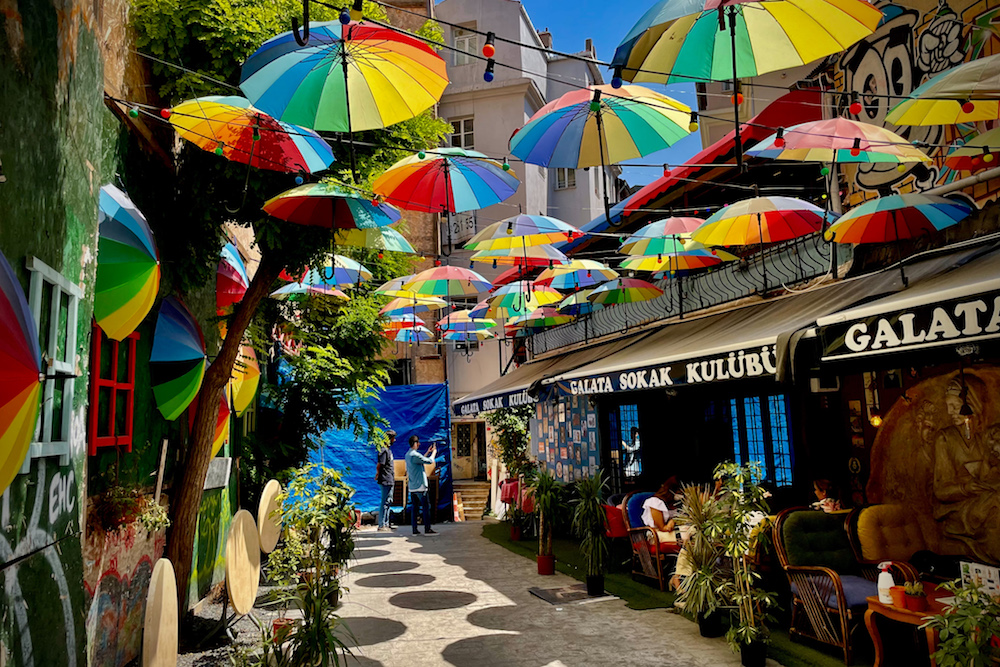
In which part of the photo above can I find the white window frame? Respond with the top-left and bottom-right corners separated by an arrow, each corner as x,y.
555,167 -> 576,190
453,27 -> 478,66
22,256 -> 82,472
449,117 -> 475,150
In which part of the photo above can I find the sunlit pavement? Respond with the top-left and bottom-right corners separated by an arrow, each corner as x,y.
338,521 -> 783,667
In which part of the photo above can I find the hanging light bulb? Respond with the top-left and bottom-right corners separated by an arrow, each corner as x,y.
774,128 -> 785,148
611,66 -> 623,89
983,146 -> 995,163
586,270 -> 592,278
470,261 -> 475,269
295,174 -> 305,185
339,8 -> 351,24
378,251 -> 384,259
589,89 -> 602,113
821,166 -> 830,176
434,258 -> 442,267
502,159 -> 511,172
482,31 -> 496,58
492,259 -> 498,269
869,410 -> 883,428
657,253 -> 662,262
850,137 -> 862,157
483,58 -> 496,83
896,164 -> 906,172
128,106 -> 140,118
731,83 -> 743,106
849,91 -> 862,115
688,112 -> 699,133
961,99 -> 976,114
215,141 -> 225,156
160,108 -> 172,119
418,151 -> 426,159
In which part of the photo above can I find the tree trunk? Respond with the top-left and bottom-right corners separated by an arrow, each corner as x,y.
166,250 -> 282,614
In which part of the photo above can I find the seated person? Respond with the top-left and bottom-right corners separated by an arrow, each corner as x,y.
811,478 -> 842,513
641,480 -> 682,545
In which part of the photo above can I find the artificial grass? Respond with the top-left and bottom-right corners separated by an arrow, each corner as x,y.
482,521 -> 873,667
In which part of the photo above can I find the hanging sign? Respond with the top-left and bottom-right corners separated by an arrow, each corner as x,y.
557,344 -> 779,397
820,291 -> 1000,360
453,388 -> 537,417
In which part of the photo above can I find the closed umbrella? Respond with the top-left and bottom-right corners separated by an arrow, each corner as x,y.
217,243 -> 249,312
150,297 -> 207,421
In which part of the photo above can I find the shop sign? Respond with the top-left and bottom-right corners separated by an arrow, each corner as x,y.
821,291 -> 1000,360
562,345 -> 779,396
453,388 -> 536,416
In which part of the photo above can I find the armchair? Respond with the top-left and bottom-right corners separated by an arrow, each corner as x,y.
773,508 -> 910,665
622,491 -> 681,591
846,505 -> 931,582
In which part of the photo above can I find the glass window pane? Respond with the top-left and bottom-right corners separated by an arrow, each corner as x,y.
730,398 -> 742,465
38,283 -> 53,354
465,118 -> 473,132
618,404 -> 641,478
57,292 -> 69,363
744,396 -> 765,465
97,386 -> 112,437
117,340 -> 130,384
768,395 -> 793,486
51,379 -> 65,441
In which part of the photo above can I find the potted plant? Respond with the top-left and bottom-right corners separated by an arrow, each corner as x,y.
923,577 -> 1000,666
674,484 -> 730,638
265,526 -> 307,638
904,581 -> 928,612
711,462 -> 777,667
572,471 -> 609,596
531,470 -> 563,576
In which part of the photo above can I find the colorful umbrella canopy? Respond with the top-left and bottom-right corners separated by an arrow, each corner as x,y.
557,290 -> 601,317
464,214 -> 579,252
620,250 -> 726,273
230,345 -> 261,418
217,243 -> 249,312
333,226 -> 415,253
488,281 -> 563,312
95,184 -> 161,341
469,292 -> 558,320
395,326 -> 435,344
383,313 -> 424,332
0,248 -> 42,495
270,283 -> 350,300
375,274 -> 419,298
536,260 -> 619,290
379,296 -> 448,317
692,196 -> 829,246
404,266 -> 492,297
509,307 -> 575,330
825,194 -> 972,244
588,278 -> 664,305
168,96 -> 334,173
442,330 -> 496,342
240,22 -> 448,132
150,297 -> 207,421
510,84 -> 691,168
188,392 -> 231,458
886,54 -> 1000,126
748,118 -> 930,164
297,255 -> 372,287
619,217 -> 704,255
471,245 -> 568,267
611,0 -> 881,84
438,310 -> 498,333
945,127 -> 1000,172
373,148 -> 520,214
493,265 -> 538,288
263,182 -> 401,229
618,234 -> 688,257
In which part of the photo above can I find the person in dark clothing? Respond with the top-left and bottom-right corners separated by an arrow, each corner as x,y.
375,430 -> 397,532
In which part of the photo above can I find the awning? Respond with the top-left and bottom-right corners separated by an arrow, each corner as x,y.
540,245 -> 990,396
817,243 -> 1000,361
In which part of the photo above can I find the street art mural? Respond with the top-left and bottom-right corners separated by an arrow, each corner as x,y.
869,365 -> 1000,565
824,0 -> 1000,203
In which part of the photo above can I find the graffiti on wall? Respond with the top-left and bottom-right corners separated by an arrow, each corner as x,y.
869,365 -> 1000,565
827,0 -> 1000,202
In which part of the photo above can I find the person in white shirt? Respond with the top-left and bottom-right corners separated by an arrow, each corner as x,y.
641,479 -> 681,545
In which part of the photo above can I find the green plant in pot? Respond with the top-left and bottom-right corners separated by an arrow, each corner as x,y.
531,470 -> 563,575
674,483 -> 730,638
923,577 -> 1000,666
572,471 -> 609,596
904,581 -> 928,612
710,462 -> 777,667
266,526 -> 308,638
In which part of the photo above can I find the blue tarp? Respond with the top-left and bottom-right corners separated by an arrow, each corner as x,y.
310,384 -> 453,517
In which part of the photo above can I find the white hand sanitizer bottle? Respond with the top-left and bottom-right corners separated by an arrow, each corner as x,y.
877,562 -> 894,604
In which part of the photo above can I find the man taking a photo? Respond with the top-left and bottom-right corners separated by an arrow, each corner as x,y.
405,435 -> 437,535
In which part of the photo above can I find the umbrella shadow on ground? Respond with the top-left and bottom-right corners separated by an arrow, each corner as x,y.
334,616 -> 407,647
353,549 -> 391,560
349,560 -> 420,574
353,573 -> 435,588
354,538 -> 391,547
388,590 -> 477,610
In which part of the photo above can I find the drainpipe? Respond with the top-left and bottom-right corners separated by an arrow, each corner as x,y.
925,167 -> 1000,196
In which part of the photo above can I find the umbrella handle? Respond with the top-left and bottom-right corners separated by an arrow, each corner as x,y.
292,0 -> 310,46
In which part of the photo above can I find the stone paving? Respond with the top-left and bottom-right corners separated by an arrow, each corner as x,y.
337,520 -> 785,667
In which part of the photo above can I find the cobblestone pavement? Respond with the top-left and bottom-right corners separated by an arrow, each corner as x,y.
336,520 -> 784,667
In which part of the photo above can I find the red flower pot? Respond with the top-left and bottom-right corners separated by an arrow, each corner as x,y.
537,554 -> 555,575
510,525 -> 522,541
905,594 -> 928,612
889,586 -> 906,608
272,617 -> 294,640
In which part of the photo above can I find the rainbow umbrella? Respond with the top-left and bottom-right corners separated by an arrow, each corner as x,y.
465,214 -> 579,252
442,330 -> 496,343
945,127 -> 1000,172
404,266 -> 492,298
0,248 -> 42,495
470,292 -> 558,320
189,392 -> 231,457
488,281 -> 563,312
557,290 -> 602,317
373,148 -> 519,214
438,310 -> 498,333
263,182 -> 400,229
240,22 -> 448,133
395,326 -> 435,344
229,345 -> 261,418
493,266 -> 539,288
536,260 -> 618,290
383,314 -> 423,333
620,250 -> 727,273
619,217 -> 704,256
168,96 -> 334,173
692,196 -> 828,247
886,54 -> 1000,126
150,297 -> 207,421
270,283 -> 350,300
588,278 -> 664,305
471,245 -> 568,268
298,255 -> 372,288
375,274 -> 419,299
95,184 -> 161,341
380,297 -> 447,317
509,307 -> 575,330
748,118 -> 930,164
217,243 -> 249,312
334,226 -> 415,254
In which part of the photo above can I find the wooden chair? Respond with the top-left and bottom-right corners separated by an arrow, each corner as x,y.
773,507 -> 910,664
621,491 -> 681,591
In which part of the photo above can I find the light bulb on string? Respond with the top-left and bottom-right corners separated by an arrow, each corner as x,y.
611,66 -> 623,89
896,164 -> 906,172
849,92 -> 862,116
128,106 -> 140,118
821,166 -> 830,176
774,128 -> 785,148
483,59 -> 496,83
688,112 -> 699,133
502,158 -> 511,171
339,9 -> 351,24
983,146 -> 995,163
295,175 -> 304,185
482,31 -> 496,58
961,99 -> 976,114
215,142 -> 225,156
850,137 -> 861,157
160,108 -> 172,119
418,151 -> 426,159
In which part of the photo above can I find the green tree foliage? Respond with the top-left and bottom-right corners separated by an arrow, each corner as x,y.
485,406 -> 536,478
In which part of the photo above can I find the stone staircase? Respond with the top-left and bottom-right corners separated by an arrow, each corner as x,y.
452,481 -> 490,520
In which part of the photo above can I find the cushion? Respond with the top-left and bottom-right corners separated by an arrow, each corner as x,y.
631,539 -> 682,555
791,574 -> 876,612
782,510 -> 858,575
856,504 -> 942,562
626,492 -> 653,530
603,504 -> 628,539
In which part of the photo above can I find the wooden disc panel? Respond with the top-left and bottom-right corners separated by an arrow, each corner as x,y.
143,558 -> 178,667
257,479 -> 282,554
226,509 -> 261,615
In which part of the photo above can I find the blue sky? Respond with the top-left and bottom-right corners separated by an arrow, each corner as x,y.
519,0 -> 703,187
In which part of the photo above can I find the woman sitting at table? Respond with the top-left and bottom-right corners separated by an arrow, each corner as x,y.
641,479 -> 682,545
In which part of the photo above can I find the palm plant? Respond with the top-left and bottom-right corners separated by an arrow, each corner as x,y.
531,470 -> 563,572
674,483 -> 729,622
572,472 -> 609,593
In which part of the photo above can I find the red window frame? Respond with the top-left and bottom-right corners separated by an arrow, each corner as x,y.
88,322 -> 139,455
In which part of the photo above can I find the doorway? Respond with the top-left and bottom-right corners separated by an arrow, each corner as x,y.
453,421 -> 487,480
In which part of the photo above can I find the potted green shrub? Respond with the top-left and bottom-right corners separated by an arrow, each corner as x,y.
923,577 -> 1000,666
904,581 -> 928,612
674,484 -> 730,638
572,472 -> 609,596
711,462 -> 777,667
266,526 -> 307,638
531,470 -> 563,576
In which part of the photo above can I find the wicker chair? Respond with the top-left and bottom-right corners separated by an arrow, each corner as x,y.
621,491 -> 681,591
773,508 -> 910,665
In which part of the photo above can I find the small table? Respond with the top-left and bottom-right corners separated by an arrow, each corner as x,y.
865,583 -> 948,667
